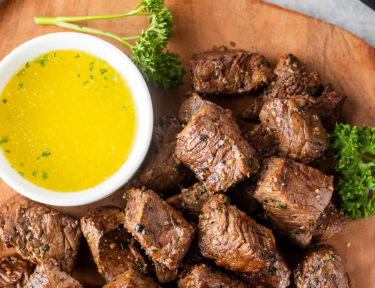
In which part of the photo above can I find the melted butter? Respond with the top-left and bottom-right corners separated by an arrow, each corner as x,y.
0,50 -> 137,192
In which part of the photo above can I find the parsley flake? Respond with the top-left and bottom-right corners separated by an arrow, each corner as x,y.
42,150 -> 51,158
0,136 -> 9,144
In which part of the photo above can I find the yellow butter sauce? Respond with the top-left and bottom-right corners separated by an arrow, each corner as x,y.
0,50 -> 137,192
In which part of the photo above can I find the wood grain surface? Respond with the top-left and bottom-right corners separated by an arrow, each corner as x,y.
0,0 -> 375,287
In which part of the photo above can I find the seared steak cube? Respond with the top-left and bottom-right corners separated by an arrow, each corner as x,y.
26,264 -> 83,288
294,245 -> 350,288
260,97 -> 329,163
178,93 -> 206,124
313,84 -> 346,131
138,115 -> 192,192
254,158 -> 333,247
312,203 -> 349,243
176,99 -> 259,192
0,254 -> 34,287
103,269 -> 161,288
241,122 -> 278,158
0,195 -> 81,273
239,257 -> 291,288
240,96 -> 265,120
154,262 -> 178,284
166,183 -> 212,221
263,54 -> 321,101
191,48 -> 272,94
80,206 -> 149,282
124,188 -> 195,270
198,194 -> 289,276
178,263 -> 247,288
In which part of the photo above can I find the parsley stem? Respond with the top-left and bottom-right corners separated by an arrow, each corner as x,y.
34,12 -> 149,24
121,36 -> 140,40
36,20 -> 133,49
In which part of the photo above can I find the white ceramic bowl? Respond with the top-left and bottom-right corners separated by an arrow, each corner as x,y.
0,32 -> 153,206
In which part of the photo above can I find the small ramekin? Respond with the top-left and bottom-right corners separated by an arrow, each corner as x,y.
0,32 -> 153,206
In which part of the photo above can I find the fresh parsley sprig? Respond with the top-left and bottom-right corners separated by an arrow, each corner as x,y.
331,123 -> 375,219
34,0 -> 185,89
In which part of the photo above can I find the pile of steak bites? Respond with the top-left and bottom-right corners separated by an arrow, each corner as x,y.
0,48 -> 351,288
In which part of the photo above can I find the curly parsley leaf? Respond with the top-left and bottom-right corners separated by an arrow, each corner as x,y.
331,123 -> 375,219
34,0 -> 185,89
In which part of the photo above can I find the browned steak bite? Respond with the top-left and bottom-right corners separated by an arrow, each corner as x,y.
263,54 -> 321,101
312,84 -> 346,131
124,188 -> 195,271
166,182 -> 213,221
138,115 -> 191,192
294,245 -> 350,288
178,263 -> 247,288
154,262 -> 179,283
241,122 -> 278,158
239,256 -> 291,288
103,269 -> 161,288
0,254 -> 34,288
0,195 -> 81,273
198,194 -> 290,280
191,48 -> 272,94
254,157 -> 333,247
176,99 -> 260,192
312,202 -> 349,243
26,264 -> 83,288
240,96 -> 265,120
178,93 -> 206,124
260,96 -> 329,163
80,206 -> 149,282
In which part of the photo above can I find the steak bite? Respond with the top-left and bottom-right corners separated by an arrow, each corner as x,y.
26,264 -> 83,288
138,115 -> 192,193
0,254 -> 34,288
178,263 -> 248,288
294,245 -> 350,288
176,99 -> 259,192
254,157 -> 333,247
240,95 -> 265,120
239,257 -> 291,288
80,206 -> 149,282
263,54 -> 321,101
241,122 -> 278,158
103,269 -> 161,288
0,195 -> 81,273
154,262 -> 178,283
312,202 -> 349,243
260,96 -> 329,163
312,84 -> 346,131
178,93 -> 206,124
166,182 -> 213,221
124,188 -> 195,270
191,48 -> 272,94
198,194 -> 289,276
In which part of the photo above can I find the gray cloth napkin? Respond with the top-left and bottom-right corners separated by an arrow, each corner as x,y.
265,0 -> 375,47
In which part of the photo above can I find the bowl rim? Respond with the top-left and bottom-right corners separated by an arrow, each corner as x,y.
0,32 -> 153,206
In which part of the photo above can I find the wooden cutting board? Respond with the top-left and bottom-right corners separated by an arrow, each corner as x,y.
1,0 -> 375,287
